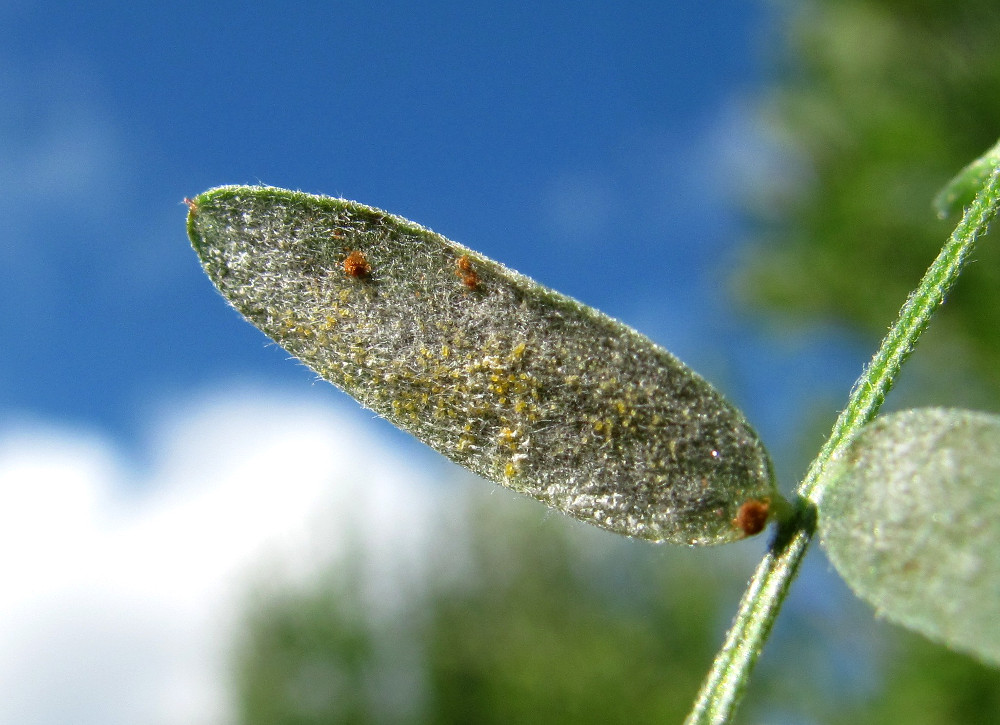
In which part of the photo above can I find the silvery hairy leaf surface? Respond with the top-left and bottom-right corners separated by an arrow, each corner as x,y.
188,185 -> 775,545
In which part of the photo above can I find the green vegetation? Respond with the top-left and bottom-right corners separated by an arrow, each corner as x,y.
741,0 -> 1000,406
233,502 -> 730,725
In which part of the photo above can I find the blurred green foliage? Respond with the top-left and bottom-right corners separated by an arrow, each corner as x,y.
230,1 -> 1000,722
741,0 -> 1000,407
232,497 -> 735,725
839,632 -> 1000,724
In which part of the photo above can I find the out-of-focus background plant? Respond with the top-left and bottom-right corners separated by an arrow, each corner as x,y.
741,0 -> 1000,413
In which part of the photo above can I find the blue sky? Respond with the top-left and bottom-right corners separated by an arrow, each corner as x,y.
1,3 -> 880,723
2,1 -> 797,442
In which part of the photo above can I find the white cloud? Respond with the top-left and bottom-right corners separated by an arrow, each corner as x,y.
0,388 -> 454,725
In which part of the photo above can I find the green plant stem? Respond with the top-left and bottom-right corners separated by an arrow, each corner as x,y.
684,162 -> 1000,725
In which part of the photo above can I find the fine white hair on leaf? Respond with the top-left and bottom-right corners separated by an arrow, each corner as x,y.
187,185 -> 775,545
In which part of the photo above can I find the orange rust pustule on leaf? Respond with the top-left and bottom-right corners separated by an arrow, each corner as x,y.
344,250 -> 371,278
456,254 -> 479,289
734,498 -> 771,536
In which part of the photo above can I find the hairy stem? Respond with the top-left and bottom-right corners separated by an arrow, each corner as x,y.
685,160 -> 1000,725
